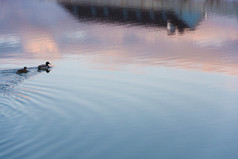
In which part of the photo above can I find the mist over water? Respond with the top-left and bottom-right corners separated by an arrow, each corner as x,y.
1,0 -> 238,159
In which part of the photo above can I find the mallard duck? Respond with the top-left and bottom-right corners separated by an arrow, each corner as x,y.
17,67 -> 28,74
38,62 -> 51,70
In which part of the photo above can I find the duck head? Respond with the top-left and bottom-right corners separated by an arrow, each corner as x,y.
46,62 -> 50,66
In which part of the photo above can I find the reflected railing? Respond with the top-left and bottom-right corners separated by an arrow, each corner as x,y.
58,0 -> 206,34
58,0 -> 238,34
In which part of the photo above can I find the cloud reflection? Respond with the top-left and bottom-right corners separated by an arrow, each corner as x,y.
0,0 -> 238,76
22,33 -> 59,58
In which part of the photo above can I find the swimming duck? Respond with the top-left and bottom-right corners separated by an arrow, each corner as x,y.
17,67 -> 28,74
38,62 -> 51,70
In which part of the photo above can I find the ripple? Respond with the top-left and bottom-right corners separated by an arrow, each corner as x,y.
1,62 -> 238,158
1,0 -> 238,158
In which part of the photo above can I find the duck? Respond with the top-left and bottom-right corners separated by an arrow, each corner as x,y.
38,62 -> 51,70
17,67 -> 28,74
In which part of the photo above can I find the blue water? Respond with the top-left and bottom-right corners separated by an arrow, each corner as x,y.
1,0 -> 238,158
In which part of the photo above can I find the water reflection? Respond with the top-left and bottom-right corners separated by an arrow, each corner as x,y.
0,0 -> 238,75
58,0 -> 238,75
58,0 -> 238,34
59,1 -> 199,34
1,1 -> 238,159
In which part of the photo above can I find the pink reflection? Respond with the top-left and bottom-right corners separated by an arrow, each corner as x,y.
58,15 -> 238,75
22,33 -> 59,59
1,0 -> 238,76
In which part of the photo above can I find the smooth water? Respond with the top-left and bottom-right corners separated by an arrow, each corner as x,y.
1,0 -> 238,158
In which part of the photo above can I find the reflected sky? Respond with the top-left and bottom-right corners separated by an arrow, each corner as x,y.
0,0 -> 238,75
1,1 -> 238,159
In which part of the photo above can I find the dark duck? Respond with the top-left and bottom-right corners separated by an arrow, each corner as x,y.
38,62 -> 51,70
17,67 -> 28,74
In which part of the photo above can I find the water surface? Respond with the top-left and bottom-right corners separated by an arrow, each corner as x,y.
1,0 -> 238,158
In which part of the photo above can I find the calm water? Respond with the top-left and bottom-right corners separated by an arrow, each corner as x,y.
1,0 -> 238,158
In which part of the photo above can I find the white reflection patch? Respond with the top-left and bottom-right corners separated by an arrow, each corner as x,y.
63,31 -> 87,41
0,34 -> 21,47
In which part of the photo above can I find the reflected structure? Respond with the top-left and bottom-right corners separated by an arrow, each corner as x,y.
59,0 -> 238,34
59,0 -> 205,34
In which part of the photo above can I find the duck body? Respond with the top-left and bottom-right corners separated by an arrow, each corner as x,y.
38,62 -> 51,70
38,65 -> 50,70
17,67 -> 28,74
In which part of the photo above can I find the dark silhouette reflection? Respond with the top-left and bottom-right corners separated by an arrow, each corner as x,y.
58,0 -> 205,34
38,69 -> 51,73
0,67 -> 52,97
